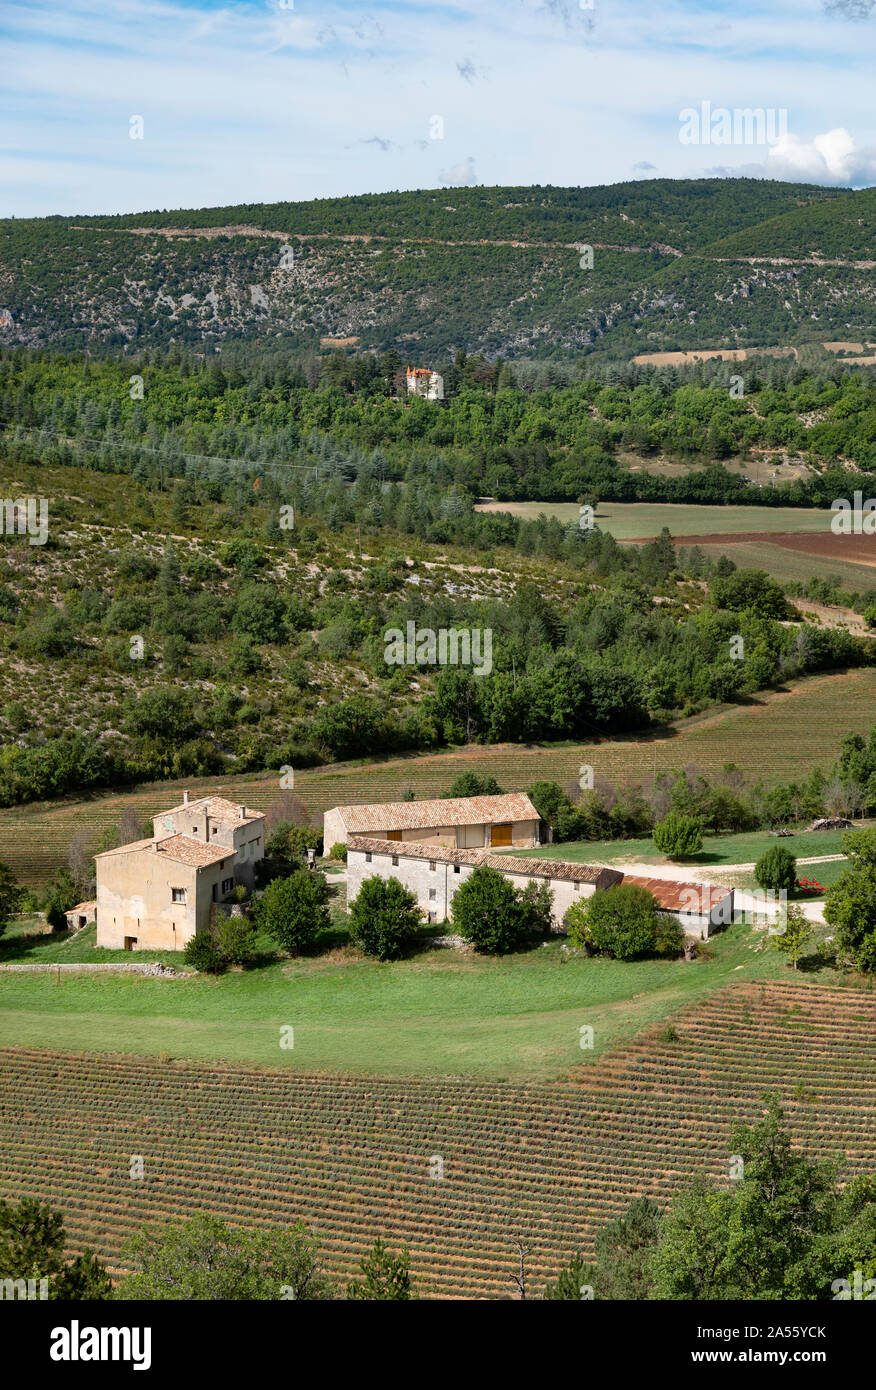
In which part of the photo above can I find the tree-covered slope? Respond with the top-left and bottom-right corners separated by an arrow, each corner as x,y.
0,180 -> 871,360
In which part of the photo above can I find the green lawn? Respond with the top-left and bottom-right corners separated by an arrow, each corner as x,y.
516,826 -> 859,869
0,918 -> 813,1080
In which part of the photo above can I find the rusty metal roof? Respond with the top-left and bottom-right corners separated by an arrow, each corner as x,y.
622,876 -> 732,912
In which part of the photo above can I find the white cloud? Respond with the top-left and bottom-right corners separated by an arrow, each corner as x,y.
766,127 -> 876,186
440,156 -> 478,187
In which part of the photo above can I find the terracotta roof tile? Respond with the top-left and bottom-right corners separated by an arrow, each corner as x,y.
347,836 -> 621,885
154,835 -> 232,868
333,793 -> 539,834
155,795 -> 262,825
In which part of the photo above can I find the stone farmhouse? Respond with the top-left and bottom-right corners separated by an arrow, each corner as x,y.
406,365 -> 444,401
323,792 -> 541,853
345,834 -> 734,937
347,836 -> 623,926
95,793 -> 265,951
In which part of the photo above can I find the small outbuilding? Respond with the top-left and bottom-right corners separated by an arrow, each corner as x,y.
64,900 -> 96,932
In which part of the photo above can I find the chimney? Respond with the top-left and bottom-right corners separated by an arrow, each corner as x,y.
183,791 -> 189,805
204,812 -> 210,841
240,805 -> 246,817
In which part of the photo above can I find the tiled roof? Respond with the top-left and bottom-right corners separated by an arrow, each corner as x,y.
96,834 -> 231,868
155,795 -> 262,825
95,837 -> 156,859
622,876 -> 732,912
154,835 -> 231,868
333,793 -> 539,834
347,836 -> 621,885
67,900 -> 96,914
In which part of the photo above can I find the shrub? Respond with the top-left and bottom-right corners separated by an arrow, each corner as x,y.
329,843 -> 347,862
450,865 -> 526,954
526,780 -> 588,842
447,772 -> 504,799
754,845 -> 797,895
518,880 -> 555,934
184,932 -> 225,973
253,870 -> 330,954
213,914 -> 257,966
346,1239 -> 414,1301
654,914 -> 685,958
0,861 -> 20,938
567,883 -> 659,960
349,877 -> 421,960
653,812 -> 703,859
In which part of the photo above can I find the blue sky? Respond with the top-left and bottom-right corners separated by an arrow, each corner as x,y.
2,0 -> 875,217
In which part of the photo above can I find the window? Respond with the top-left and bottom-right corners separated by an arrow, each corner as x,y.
386,830 -> 402,842
429,861 -> 436,872
574,881 -> 581,892
171,888 -> 186,904
222,877 -> 234,895
453,865 -> 461,875
212,826 -> 218,836
428,888 -> 436,900
391,855 -> 399,867
192,825 -> 198,833
365,852 -> 372,863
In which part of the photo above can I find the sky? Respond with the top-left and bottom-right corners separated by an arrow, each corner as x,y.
2,0 -> 875,217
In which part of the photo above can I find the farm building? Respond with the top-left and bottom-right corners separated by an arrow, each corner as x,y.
346,837 -> 734,938
346,836 -> 622,925
406,365 -> 444,401
64,900 -> 96,932
323,792 -> 541,853
94,794 -> 265,951
622,876 -> 734,940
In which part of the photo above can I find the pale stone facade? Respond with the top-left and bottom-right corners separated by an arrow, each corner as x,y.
346,836 -> 622,927
95,792 -> 265,951
324,793 -> 541,852
346,839 -> 734,938
406,367 -> 444,401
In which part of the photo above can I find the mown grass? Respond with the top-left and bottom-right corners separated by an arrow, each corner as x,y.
0,919 -> 844,1079
519,825 -> 860,869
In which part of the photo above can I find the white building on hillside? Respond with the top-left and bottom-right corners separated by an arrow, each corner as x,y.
406,366 -> 444,401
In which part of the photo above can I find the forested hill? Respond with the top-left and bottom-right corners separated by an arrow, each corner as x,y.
0,179 -> 873,361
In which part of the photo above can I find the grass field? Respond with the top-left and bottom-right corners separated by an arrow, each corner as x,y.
687,538 -> 876,590
2,978 -> 872,1297
475,500 -> 835,538
0,919 -> 810,1079
520,826 -> 858,869
1,667 -> 873,891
